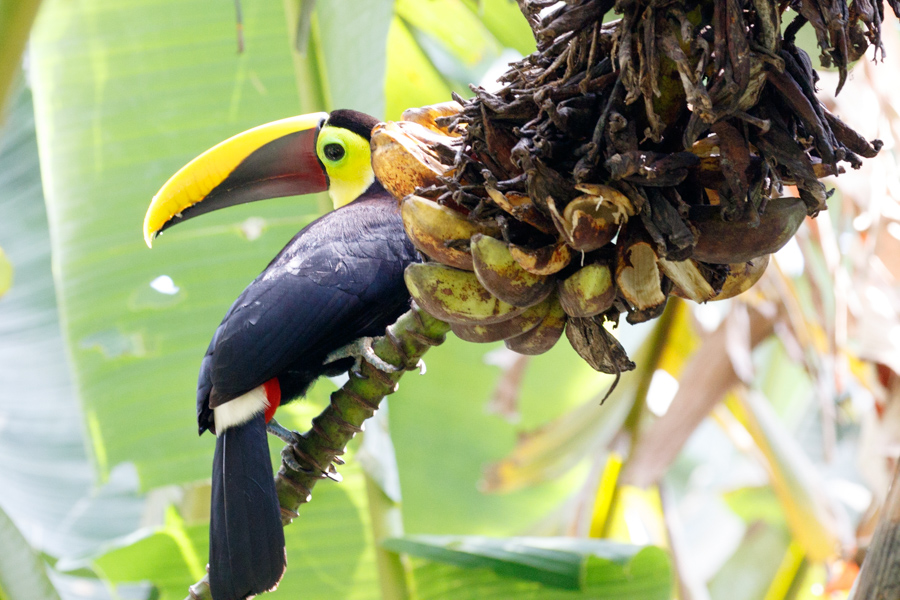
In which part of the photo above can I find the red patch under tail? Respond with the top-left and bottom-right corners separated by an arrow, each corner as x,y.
262,378 -> 281,423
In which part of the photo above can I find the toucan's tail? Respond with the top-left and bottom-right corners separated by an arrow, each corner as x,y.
209,412 -> 286,600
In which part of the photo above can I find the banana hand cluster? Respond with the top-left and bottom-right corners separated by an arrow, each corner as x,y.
373,103 -> 783,367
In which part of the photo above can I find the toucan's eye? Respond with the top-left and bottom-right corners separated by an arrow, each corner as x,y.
323,143 -> 345,162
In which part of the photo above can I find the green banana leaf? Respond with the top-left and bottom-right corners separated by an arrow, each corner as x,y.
312,0 -> 393,117
386,535 -> 672,599
30,0 -> 322,491
0,81 -> 144,560
0,504 -> 61,600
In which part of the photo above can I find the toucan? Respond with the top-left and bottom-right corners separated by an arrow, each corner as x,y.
143,109 -> 420,600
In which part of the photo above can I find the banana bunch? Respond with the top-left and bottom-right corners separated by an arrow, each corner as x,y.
366,0 -> 885,374
371,104 -> 777,370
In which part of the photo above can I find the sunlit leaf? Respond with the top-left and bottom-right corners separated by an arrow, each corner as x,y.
0,81 -> 145,559
0,246 -> 11,297
86,437 -> 382,600
655,301 -> 699,377
603,485 -> 669,549
397,0 -> 503,87
621,305 -> 776,487
479,307 -> 662,494
315,0 -> 393,117
723,486 -> 787,528
479,379 -> 634,494
86,507 -> 207,598
386,535 -> 671,598
461,0 -> 536,56
384,16 -> 455,120
28,2 -> 383,596
707,521 -> 792,600
390,337 -> 596,536
0,0 -> 41,117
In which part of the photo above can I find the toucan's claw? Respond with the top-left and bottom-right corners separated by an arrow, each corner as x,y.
266,418 -> 300,445
279,444 -> 344,483
280,445 -> 308,474
269,419 -> 343,479
268,420 -> 328,477
325,336 -> 400,374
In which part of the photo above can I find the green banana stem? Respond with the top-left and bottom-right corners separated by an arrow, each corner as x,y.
184,304 -> 450,600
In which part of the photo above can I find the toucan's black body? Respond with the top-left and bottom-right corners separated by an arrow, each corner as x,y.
198,188 -> 419,431
146,109 -> 420,600
203,187 -> 419,600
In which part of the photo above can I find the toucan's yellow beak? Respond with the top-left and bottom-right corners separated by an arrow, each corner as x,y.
143,112 -> 329,247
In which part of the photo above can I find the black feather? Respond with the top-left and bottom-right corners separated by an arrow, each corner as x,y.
197,190 -> 419,433
326,109 -> 380,141
209,412 -> 286,600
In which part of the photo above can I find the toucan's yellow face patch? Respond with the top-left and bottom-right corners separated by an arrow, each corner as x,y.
316,124 -> 375,209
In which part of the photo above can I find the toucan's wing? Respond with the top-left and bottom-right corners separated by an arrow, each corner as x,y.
197,195 -> 417,421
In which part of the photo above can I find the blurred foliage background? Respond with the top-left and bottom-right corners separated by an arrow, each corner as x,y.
0,1 -> 898,599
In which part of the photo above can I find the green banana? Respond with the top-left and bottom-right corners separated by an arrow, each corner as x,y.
504,294 -> 567,355
401,195 -> 497,270
557,261 -> 616,317
451,297 -> 551,343
470,234 -> 554,307
508,242 -> 572,275
405,262 -> 527,324
690,197 -> 806,263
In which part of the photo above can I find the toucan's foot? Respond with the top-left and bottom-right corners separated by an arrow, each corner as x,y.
279,440 -> 344,482
267,419 -> 339,478
266,418 -> 300,445
280,444 -> 307,474
268,421 -> 308,473
325,336 -> 400,374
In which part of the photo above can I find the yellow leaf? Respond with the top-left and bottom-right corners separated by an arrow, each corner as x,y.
727,393 -> 842,562
0,246 -> 10,297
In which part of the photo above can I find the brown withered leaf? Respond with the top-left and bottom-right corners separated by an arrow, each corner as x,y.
766,68 -> 835,165
753,121 -> 828,215
642,188 -> 695,261
823,108 -> 883,159
711,120 -> 752,205
725,0 -> 751,103
565,316 -> 636,385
